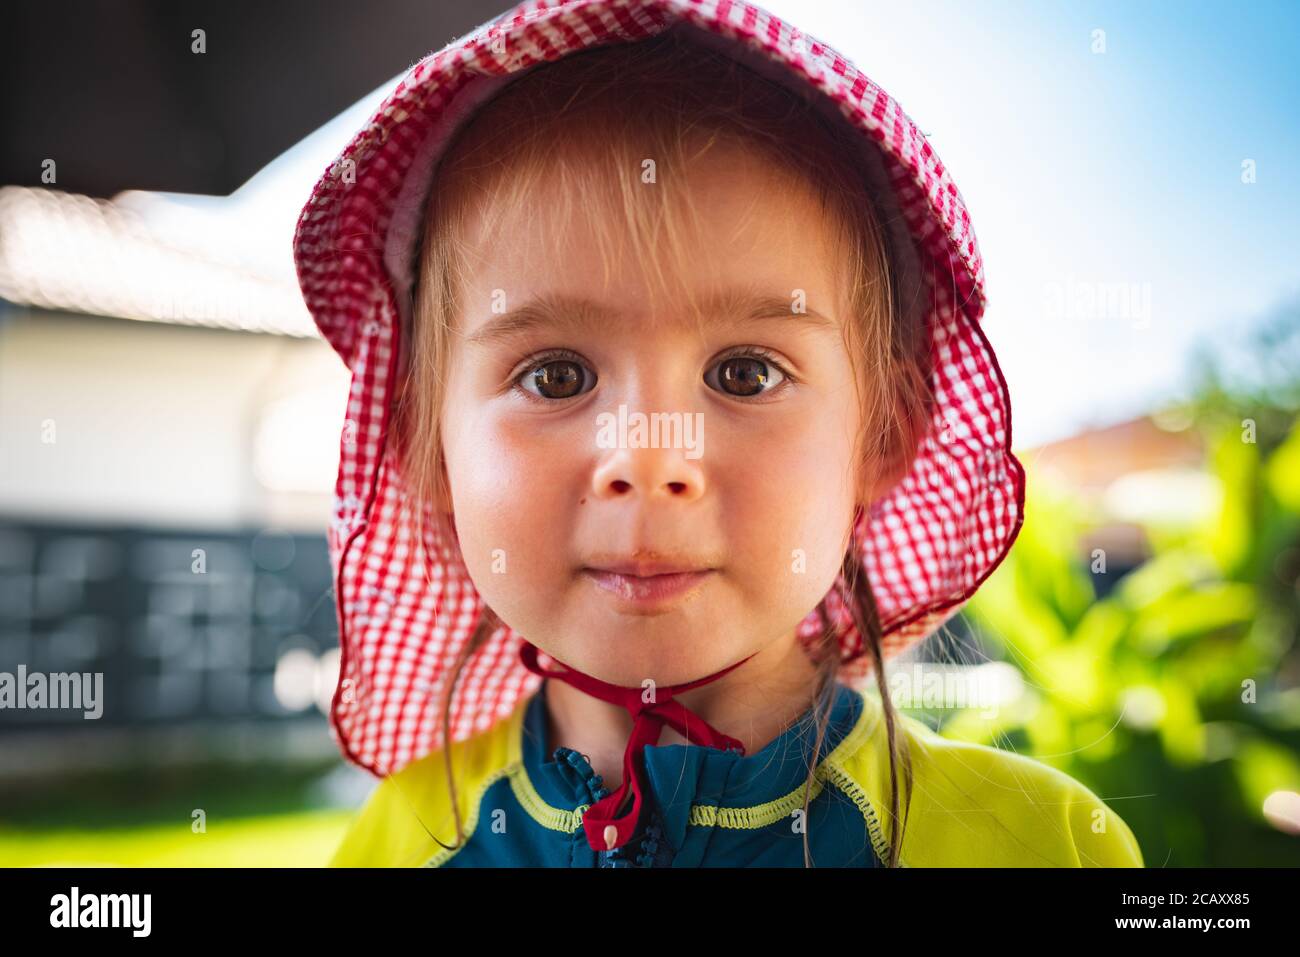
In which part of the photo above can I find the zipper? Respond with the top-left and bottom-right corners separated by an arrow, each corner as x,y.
552,745 -> 675,867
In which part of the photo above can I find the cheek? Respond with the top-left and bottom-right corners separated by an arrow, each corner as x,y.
718,404 -> 860,611
440,397 -> 580,598
731,479 -> 853,615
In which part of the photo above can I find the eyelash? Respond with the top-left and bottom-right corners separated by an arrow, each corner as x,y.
510,347 -> 795,403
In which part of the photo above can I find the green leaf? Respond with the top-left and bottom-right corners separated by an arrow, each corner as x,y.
1263,420 -> 1300,513
1156,678 -> 1205,765
1206,426 -> 1259,575
1233,736 -> 1300,822
1129,583 -> 1256,654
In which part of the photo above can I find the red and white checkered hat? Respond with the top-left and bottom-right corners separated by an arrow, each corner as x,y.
293,0 -> 1025,778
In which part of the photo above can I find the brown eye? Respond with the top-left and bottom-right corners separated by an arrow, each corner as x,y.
521,358 -> 593,400
707,354 -> 786,398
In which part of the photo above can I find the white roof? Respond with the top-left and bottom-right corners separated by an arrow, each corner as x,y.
0,72 -> 399,338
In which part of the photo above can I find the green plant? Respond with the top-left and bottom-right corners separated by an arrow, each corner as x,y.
948,409 -> 1300,866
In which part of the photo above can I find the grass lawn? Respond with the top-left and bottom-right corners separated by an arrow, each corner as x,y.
0,809 -> 354,867
0,762 -> 362,867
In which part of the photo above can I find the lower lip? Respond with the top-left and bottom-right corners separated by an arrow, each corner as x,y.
583,569 -> 714,604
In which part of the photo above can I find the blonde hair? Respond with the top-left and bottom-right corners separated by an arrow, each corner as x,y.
391,27 -> 934,867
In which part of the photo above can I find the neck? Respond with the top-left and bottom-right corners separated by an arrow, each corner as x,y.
541,630 -> 823,791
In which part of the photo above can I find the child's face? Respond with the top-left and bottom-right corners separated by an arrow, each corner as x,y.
438,141 -> 867,687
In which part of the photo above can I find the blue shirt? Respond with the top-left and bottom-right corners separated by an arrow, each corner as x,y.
435,678 -> 880,867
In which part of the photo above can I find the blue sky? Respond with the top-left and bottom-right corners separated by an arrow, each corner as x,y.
764,0 -> 1300,447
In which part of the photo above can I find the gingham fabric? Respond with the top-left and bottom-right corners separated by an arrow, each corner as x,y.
293,0 -> 1026,778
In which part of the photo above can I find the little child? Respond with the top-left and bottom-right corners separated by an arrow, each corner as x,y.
294,0 -> 1144,868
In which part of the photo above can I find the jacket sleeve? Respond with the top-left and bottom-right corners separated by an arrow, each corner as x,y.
330,777 -> 394,867
837,704 -> 1145,867
328,765 -> 454,868
901,728 -> 1146,867
327,705 -> 522,867
330,775 -> 421,867
1058,775 -> 1144,868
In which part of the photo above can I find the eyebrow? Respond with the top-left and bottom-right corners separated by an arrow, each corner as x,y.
461,290 -> 837,347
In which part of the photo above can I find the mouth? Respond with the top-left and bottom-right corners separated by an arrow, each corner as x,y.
580,562 -> 717,606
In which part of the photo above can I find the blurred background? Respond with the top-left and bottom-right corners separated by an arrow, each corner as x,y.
1,0 -> 1297,866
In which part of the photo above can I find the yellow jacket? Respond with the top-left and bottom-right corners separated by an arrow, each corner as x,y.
330,685 -> 1144,868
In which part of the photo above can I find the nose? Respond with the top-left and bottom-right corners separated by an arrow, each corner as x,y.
590,442 -> 706,503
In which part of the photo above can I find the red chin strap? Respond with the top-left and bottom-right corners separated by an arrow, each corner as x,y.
518,641 -> 757,852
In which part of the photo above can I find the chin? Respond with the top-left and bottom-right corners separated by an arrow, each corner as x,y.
543,613 -> 751,687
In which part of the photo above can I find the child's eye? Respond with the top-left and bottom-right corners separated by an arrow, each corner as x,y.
704,349 -> 790,400
511,347 -> 791,402
515,349 -> 596,401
